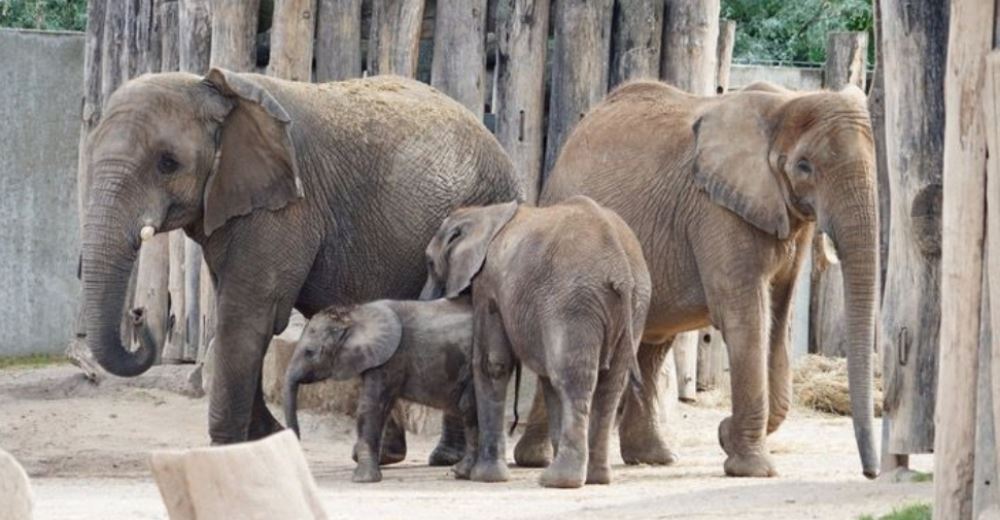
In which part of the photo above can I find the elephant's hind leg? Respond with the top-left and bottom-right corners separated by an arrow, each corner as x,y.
618,340 -> 679,466
429,413 -> 467,466
586,358 -> 629,485
513,383 -> 554,467
766,278 -> 796,435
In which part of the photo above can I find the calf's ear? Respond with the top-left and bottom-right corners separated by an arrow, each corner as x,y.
330,303 -> 402,380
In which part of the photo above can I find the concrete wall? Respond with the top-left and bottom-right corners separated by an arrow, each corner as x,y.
0,29 -> 84,356
730,64 -> 825,91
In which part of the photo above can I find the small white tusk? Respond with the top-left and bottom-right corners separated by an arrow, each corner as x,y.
140,225 -> 156,242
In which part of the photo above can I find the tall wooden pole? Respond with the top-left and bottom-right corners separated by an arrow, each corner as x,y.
268,0 -> 318,81
879,0 -> 948,468
935,0 -> 994,516
494,0 -> 550,203
608,0 -> 662,89
180,0 -> 213,74
714,19 -> 735,95
315,0 -> 362,81
367,0 -> 425,77
984,51 -> 1000,516
431,0 -> 488,119
824,32 -> 867,91
211,0 -> 262,72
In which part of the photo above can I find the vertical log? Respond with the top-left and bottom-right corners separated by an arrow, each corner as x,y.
879,0 -> 948,461
974,272 -> 999,519
985,52 -> 1000,508
431,0 -> 488,118
714,19 -> 734,95
868,0 -> 890,298
697,327 -> 728,392
494,0 -> 550,203
660,0 -> 719,96
179,0 -> 213,74
608,0 -> 662,89
268,0 -> 319,81
184,242 -> 202,361
824,31 -> 868,91
673,333 -> 697,402
934,0 -> 993,516
161,0 -> 180,72
543,0 -> 613,176
136,0 -> 164,74
315,0 -> 362,81
101,0 -> 128,102
210,0 -> 262,71
367,0 -> 425,77
199,259 -> 216,362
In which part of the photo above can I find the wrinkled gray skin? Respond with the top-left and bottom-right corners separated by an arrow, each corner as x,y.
80,68 -> 522,455
519,80 -> 880,479
422,197 -> 651,488
284,298 -> 477,483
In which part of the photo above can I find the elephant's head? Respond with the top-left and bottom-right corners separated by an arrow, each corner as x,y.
81,69 -> 303,377
693,82 -> 879,478
420,201 -> 519,300
283,303 -> 402,437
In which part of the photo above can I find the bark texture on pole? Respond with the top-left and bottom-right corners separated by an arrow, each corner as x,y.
210,0 -> 262,71
180,0 -> 213,74
660,0 -> 719,96
714,19 -> 735,94
494,0 -> 550,203
367,0 -> 425,77
985,51 -> 1000,515
609,0 -> 662,89
268,0 -> 318,81
79,0 -> 106,218
879,0 -> 947,457
101,0 -> 128,102
869,0 -> 889,298
824,32 -> 868,91
431,0 -> 487,118
543,0 -> 613,176
934,1 -> 994,516
315,0 -> 362,81
161,0 -> 180,72
974,280 -> 999,518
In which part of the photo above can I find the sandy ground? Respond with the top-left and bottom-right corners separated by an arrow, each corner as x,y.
0,364 -> 932,520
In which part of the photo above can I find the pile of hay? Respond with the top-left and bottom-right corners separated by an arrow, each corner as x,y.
793,354 -> 883,417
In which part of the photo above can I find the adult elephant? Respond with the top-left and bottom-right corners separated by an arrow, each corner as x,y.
81,69 -> 522,456
516,80 -> 879,478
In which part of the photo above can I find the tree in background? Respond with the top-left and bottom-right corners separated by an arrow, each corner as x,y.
0,0 -> 88,31
722,0 -> 873,64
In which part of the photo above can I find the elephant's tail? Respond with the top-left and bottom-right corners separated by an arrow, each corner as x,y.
611,279 -> 645,404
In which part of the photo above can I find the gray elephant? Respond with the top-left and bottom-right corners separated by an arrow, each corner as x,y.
284,298 -> 477,483
422,197 -> 651,488
514,80 -> 880,479
80,68 -> 522,460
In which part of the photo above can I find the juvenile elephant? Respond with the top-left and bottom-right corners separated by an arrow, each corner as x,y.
422,197 -> 651,488
284,298 -> 477,483
80,69 -> 522,457
516,80 -> 879,478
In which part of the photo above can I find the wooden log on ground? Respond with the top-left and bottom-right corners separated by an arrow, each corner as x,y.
824,31 -> 867,91
879,0 -> 948,462
367,0 -> 425,77
431,0 -> 488,119
0,449 -> 32,520
608,0 -> 662,89
179,0 -> 212,74
210,0 -> 262,71
493,0 -> 549,203
934,0 -> 993,516
660,0 -> 719,96
715,19 -> 735,94
268,0 -> 318,81
315,0 -> 362,81
543,0 -> 613,177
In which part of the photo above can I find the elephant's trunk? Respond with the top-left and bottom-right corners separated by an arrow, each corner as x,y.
81,183 -> 156,377
825,166 -> 879,479
284,374 -> 302,438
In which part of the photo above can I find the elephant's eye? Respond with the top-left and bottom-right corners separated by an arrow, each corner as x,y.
795,159 -> 814,175
446,228 -> 462,245
157,153 -> 180,175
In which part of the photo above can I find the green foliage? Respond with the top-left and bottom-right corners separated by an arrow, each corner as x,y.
0,0 -> 88,32
722,0 -> 874,65
0,353 -> 67,370
858,504 -> 932,520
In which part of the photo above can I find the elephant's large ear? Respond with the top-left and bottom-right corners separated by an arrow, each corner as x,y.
330,303 -> 402,381
445,201 -> 519,298
692,92 -> 791,239
201,68 -> 304,236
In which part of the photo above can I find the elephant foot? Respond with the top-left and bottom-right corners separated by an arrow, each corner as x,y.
452,454 -> 476,480
620,429 -> 678,466
247,416 -> 283,441
585,463 -> 612,485
513,429 -> 553,468
351,443 -> 406,466
539,456 -> 586,489
718,417 -> 734,456
724,453 -> 777,478
352,465 -> 383,483
471,459 -> 510,483
429,441 -> 465,467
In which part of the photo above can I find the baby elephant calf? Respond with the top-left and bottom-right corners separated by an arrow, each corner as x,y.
284,298 -> 476,483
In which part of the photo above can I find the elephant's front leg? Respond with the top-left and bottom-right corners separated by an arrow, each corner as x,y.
717,284 -> 777,477
618,340 -> 679,465
452,404 -> 479,480
429,413 -> 467,466
353,375 -> 395,483
470,307 -> 514,483
248,370 -> 283,440
766,279 -> 796,435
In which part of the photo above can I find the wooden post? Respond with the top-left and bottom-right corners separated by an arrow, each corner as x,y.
101,0 -> 128,102
199,259 -> 216,362
210,0 -> 262,72
715,19 -> 735,95
660,0 -> 719,96
367,0 -> 425,77
179,0 -> 213,74
697,328 -> 728,392
78,0 -> 106,222
869,0 -> 890,298
431,0 -> 488,119
608,0 -> 662,89
974,272 -> 999,518
184,242 -> 202,361
824,32 -> 868,91
878,0 -> 948,466
984,51 -> 1000,510
161,0 -> 180,72
935,0 -> 993,516
494,0 -> 550,203
268,0 -> 318,81
315,0 -> 362,81
543,0 -> 613,176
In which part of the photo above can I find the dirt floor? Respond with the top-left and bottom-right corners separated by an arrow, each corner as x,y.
0,364 -> 932,520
